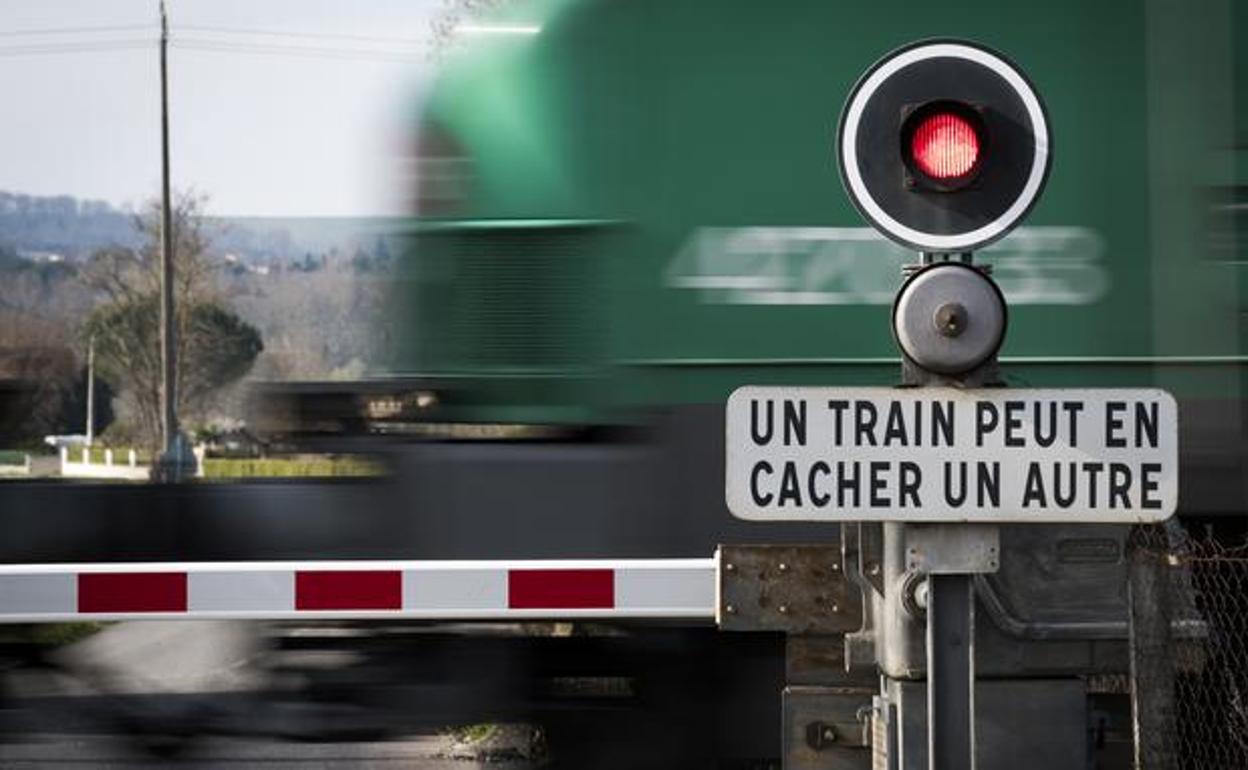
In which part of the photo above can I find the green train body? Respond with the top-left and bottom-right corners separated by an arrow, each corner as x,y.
386,0 -> 1246,433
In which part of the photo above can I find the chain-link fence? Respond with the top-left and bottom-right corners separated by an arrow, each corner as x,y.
1129,523 -> 1248,770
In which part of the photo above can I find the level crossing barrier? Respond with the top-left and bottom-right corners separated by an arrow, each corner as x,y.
0,557 -> 717,623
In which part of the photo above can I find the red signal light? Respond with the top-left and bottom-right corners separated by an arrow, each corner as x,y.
909,111 -> 981,180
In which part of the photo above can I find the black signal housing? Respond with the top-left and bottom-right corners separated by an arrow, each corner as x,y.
837,40 -> 1052,254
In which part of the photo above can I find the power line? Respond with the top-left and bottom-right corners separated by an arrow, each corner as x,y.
171,39 -> 423,64
0,41 -> 152,57
0,23 -> 428,61
178,24 -> 426,48
0,23 -> 154,38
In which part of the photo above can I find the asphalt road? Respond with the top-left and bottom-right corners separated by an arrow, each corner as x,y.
2,621 -> 777,769
0,734 -> 534,769
1,622 -> 542,768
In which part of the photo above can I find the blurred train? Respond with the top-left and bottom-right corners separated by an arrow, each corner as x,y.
4,0 -> 1247,767
270,0 -> 1242,458
267,0 -> 1247,517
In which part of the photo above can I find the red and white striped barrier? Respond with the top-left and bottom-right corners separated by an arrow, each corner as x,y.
0,558 -> 717,622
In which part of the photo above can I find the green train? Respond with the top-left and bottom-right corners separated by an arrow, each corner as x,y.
382,0 -> 1246,446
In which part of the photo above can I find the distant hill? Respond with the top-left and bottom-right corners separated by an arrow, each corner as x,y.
0,191 -> 139,259
0,190 -> 403,265
209,216 -> 402,266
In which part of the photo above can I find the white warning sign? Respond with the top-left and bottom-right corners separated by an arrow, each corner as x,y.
725,387 -> 1178,523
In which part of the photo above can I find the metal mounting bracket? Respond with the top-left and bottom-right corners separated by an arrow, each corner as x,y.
717,545 -> 863,634
905,524 -> 1000,575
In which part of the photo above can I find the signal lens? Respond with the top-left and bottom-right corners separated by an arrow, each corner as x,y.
909,112 -> 981,180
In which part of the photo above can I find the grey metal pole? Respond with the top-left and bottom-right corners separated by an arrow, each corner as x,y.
159,0 -> 175,452
1128,534 -> 1179,770
156,0 -> 181,479
927,573 -> 975,770
85,335 -> 94,446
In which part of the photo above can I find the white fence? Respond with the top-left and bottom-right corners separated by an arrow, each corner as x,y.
59,447 -> 150,481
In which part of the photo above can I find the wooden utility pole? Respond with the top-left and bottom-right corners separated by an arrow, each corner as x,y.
158,0 -> 176,454
153,0 -> 193,481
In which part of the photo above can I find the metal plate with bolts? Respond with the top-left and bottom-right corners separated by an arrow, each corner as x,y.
718,545 -> 863,634
905,524 -> 1000,574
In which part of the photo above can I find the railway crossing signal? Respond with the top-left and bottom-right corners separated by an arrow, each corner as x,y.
727,38 -> 1178,524
723,39 -> 1176,770
837,40 -> 1052,254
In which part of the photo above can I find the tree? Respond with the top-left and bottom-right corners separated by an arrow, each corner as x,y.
57,362 -> 116,440
0,246 -> 96,444
82,192 -> 263,448
84,191 -> 215,312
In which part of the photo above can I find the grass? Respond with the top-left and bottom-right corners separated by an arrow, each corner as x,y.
444,723 -> 547,762
0,622 -> 107,646
450,724 -> 500,744
201,456 -> 383,479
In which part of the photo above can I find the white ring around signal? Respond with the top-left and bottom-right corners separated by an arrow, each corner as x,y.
839,42 -> 1050,252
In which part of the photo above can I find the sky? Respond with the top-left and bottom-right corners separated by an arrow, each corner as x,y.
0,0 -> 444,217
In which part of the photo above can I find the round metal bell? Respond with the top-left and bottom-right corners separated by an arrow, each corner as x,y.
892,262 -> 1007,375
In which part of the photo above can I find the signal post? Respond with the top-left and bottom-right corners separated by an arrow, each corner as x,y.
722,41 -> 1178,769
